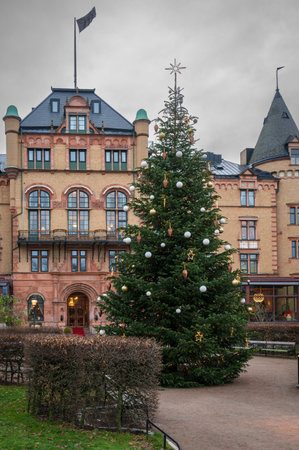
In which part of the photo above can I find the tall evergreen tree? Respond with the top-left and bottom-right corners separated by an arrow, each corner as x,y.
100,61 -> 251,387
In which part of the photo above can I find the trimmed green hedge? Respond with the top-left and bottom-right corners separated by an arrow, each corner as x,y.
246,323 -> 299,343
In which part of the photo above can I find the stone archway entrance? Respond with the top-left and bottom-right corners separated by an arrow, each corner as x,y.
67,292 -> 89,327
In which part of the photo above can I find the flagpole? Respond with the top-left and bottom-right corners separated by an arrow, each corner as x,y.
74,17 -> 77,89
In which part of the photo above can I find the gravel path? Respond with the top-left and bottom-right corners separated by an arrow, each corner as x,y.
156,357 -> 299,450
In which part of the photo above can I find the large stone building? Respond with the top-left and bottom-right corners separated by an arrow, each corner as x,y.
0,84 -> 298,326
0,88 -> 149,328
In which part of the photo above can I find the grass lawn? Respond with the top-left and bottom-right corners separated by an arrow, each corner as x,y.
0,385 -> 166,449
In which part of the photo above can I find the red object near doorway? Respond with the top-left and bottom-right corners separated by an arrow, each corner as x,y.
72,327 -> 85,336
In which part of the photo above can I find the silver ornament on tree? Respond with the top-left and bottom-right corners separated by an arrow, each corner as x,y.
141,160 -> 148,168
176,150 -> 183,157
176,181 -> 183,188
123,205 -> 129,212
200,207 -> 206,212
199,285 -> 207,293
176,308 -> 181,314
146,291 -> 151,296
161,242 -> 166,248
203,238 -> 210,245
184,231 -> 191,238
145,251 -> 152,258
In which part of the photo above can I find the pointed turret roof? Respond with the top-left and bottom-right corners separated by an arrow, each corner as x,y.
249,89 -> 299,165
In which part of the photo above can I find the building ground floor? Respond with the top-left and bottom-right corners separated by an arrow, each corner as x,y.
243,276 -> 299,322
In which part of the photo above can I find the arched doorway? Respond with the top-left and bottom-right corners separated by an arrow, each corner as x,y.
67,292 -> 89,327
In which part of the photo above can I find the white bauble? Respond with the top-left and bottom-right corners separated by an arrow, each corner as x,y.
214,230 -> 220,235
202,154 -> 207,159
99,329 -> 105,335
176,181 -> 183,188
203,238 -> 210,246
150,195 -> 155,200
184,231 -> 191,238
176,308 -> 181,314
145,251 -> 152,258
200,285 -> 207,293
126,237 -> 132,244
240,298 -> 246,304
224,245 -> 231,250
146,291 -> 151,296
129,185 -> 135,192
161,242 -> 166,248
141,160 -> 148,168
102,293 -> 108,298
200,207 -> 206,212
176,150 -> 183,157
220,218 -> 226,224
123,205 -> 129,212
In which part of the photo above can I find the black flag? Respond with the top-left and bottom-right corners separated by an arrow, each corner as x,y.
77,7 -> 96,32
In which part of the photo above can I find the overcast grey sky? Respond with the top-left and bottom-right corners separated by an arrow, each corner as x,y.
1,0 -> 299,162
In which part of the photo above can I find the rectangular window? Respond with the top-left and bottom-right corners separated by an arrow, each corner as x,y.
113,151 -> 119,171
109,250 -> 125,272
68,211 -> 78,235
240,190 -> 255,206
80,250 -> 87,272
92,101 -> 100,114
240,253 -> 258,274
78,116 -> 86,132
31,250 -> 39,272
69,149 -> 86,170
71,250 -> 78,272
31,250 -> 48,272
51,99 -> 59,113
121,151 -> 127,171
79,210 -> 89,235
106,211 -> 116,232
27,149 -> 50,169
292,241 -> 297,258
290,149 -> 299,165
69,116 -> 77,132
290,207 -> 296,224
105,150 -> 112,170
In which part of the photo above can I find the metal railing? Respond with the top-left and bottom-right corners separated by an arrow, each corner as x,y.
18,229 -> 125,244
146,419 -> 181,450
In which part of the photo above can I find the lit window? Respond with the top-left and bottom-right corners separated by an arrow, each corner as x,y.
28,190 -> 50,239
27,295 -> 44,322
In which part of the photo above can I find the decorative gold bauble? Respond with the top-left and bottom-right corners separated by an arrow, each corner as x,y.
219,227 -> 224,233
232,278 -> 240,286
159,132 -> 165,140
121,285 -> 128,292
207,181 -> 213,187
149,208 -> 156,215
195,331 -> 203,342
253,291 -> 264,303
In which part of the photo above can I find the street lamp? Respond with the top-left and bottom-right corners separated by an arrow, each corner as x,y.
31,298 -> 38,327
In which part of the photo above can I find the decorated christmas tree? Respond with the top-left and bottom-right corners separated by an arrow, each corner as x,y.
100,60 -> 251,387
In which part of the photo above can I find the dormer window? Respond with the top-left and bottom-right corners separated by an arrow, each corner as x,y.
290,149 -> 299,165
51,99 -> 60,113
282,112 -> 289,119
69,115 -> 86,133
91,100 -> 101,114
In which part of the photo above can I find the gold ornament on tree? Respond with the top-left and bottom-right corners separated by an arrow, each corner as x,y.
150,208 -> 156,215
195,331 -> 203,342
121,285 -> 128,292
187,249 -> 195,261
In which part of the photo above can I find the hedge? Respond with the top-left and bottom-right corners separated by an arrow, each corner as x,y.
246,323 -> 299,343
25,335 -> 161,431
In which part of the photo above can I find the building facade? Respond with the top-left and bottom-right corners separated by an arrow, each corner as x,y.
1,84 -> 299,326
0,88 -> 149,328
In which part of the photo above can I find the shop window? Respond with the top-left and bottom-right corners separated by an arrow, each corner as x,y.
27,295 -> 44,322
31,250 -> 49,272
69,115 -> 86,133
27,149 -> 50,169
71,250 -> 87,272
240,190 -> 255,207
240,253 -> 258,274
69,149 -> 86,170
109,250 -> 125,272
28,190 -> 50,238
105,150 -> 127,171
106,190 -> 127,238
67,190 -> 89,235
241,220 -> 256,240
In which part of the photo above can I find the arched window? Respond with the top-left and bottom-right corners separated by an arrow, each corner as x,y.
67,190 -> 89,235
27,294 -> 44,323
106,190 -> 127,237
28,190 -> 50,238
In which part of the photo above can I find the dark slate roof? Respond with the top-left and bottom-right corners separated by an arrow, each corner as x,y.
20,88 -> 134,135
207,153 -> 276,180
249,89 -> 299,165
0,154 -> 6,173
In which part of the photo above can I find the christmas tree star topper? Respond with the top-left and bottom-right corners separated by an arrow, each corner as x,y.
165,59 -> 186,75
